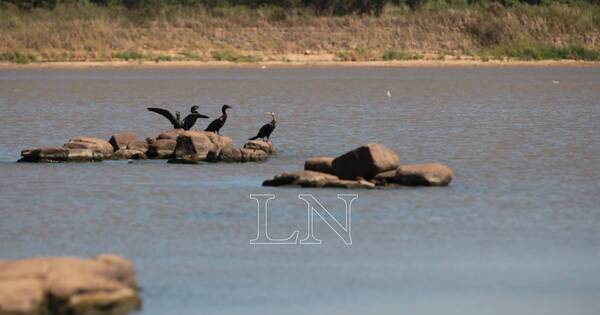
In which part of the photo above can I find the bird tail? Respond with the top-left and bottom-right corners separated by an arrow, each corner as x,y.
248,135 -> 259,140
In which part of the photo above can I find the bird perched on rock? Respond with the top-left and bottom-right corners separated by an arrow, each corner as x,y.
147,106 -> 209,130
205,104 -> 232,134
249,112 -> 277,140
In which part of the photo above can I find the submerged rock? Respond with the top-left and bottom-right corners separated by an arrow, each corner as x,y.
0,254 -> 141,315
109,132 -> 137,151
304,157 -> 335,174
394,163 -> 453,186
331,143 -> 400,179
63,137 -> 114,159
18,147 -> 103,163
263,170 -> 338,187
262,170 -> 374,188
19,147 -> 69,163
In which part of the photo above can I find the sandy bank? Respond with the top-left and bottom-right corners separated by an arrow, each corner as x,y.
1,58 -> 600,69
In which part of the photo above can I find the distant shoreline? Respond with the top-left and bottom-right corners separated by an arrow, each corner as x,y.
2,59 -> 600,69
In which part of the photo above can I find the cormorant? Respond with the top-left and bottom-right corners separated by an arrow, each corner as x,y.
248,112 -> 276,140
147,106 -> 209,130
205,104 -> 232,134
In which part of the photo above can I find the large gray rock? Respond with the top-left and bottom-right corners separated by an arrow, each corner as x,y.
394,163 -> 453,186
146,139 -> 176,159
108,133 -> 137,151
304,157 -> 335,174
0,254 -> 140,315
331,143 -> 400,179
63,137 -> 114,159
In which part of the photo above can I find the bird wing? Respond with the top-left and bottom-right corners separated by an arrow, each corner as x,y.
147,107 -> 179,127
183,113 -> 209,130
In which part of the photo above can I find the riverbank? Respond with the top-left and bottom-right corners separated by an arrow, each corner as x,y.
1,2 -> 600,64
1,58 -> 599,69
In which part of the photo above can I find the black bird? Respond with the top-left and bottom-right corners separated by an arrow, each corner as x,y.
147,105 -> 209,130
249,112 -> 277,140
205,104 -> 232,134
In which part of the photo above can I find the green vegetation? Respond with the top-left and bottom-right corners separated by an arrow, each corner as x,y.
211,50 -> 262,62
382,49 -> 423,60
0,51 -> 36,63
1,0 -> 599,63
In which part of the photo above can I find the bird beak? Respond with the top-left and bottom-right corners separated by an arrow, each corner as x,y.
200,114 -> 209,119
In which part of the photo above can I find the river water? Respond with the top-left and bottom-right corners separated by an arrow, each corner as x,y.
1,66 -> 599,315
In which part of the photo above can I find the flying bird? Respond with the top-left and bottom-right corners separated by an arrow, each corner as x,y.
147,105 -> 209,130
249,112 -> 277,141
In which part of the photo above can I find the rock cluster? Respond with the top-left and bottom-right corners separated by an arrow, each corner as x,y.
264,143 -> 453,188
18,130 -> 273,164
0,254 -> 140,315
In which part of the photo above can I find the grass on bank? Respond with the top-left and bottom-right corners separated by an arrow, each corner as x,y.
1,2 -> 600,63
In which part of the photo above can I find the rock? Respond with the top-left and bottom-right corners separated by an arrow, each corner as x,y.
304,157 -> 335,174
244,140 -> 273,154
241,148 -> 268,163
157,129 -> 185,140
112,149 -> 147,160
126,140 -> 149,153
18,147 -> 69,162
323,179 -> 376,189
263,170 -> 339,187
218,147 -> 242,163
108,133 -> 137,151
394,163 -> 454,186
63,137 -> 114,159
66,149 -> 104,162
331,143 -> 400,179
203,132 -> 234,151
372,169 -> 398,186
173,131 -> 215,162
146,139 -> 176,159
18,148 -> 103,163
0,254 -> 140,315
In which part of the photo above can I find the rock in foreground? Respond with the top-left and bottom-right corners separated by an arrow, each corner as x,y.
263,143 -> 452,189
0,254 -> 141,315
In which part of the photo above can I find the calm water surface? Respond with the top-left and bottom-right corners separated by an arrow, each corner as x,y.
1,66 -> 599,315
